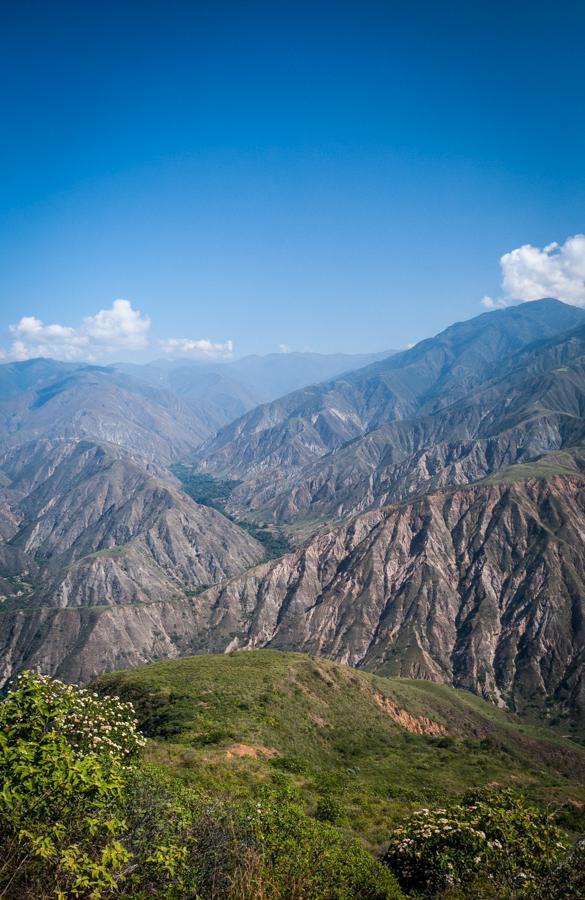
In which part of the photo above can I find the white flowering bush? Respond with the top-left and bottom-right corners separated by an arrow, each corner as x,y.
383,789 -> 568,897
30,672 -> 148,759
0,671 -> 194,898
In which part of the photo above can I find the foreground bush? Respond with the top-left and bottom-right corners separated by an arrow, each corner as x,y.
538,837 -> 585,899
383,789 -> 568,897
228,794 -> 403,899
0,672 -> 195,898
0,672 -> 402,899
6,673 -> 579,899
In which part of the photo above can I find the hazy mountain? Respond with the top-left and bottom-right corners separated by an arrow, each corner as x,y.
0,358 -> 81,399
224,350 -> 395,399
0,349 -> 397,470
112,362 -> 262,433
194,300 -> 585,490
0,362 -> 209,464
114,349 -> 395,430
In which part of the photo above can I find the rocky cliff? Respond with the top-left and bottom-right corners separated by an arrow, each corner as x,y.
194,300 -> 585,483
2,474 -> 583,733
0,438 -> 263,611
2,302 -> 585,736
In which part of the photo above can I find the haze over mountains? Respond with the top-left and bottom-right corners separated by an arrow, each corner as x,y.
195,300 -> 585,487
2,300 -> 585,734
0,348 -> 393,458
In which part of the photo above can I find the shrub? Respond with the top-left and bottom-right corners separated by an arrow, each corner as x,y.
314,793 -> 347,825
383,789 -> 568,897
0,672 -> 194,899
269,754 -> 309,774
0,672 -> 402,899
538,836 -> 585,899
230,792 -> 403,899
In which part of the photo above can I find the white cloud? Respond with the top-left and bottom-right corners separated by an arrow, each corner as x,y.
483,234 -> 585,309
159,337 -> 234,360
82,299 -> 150,350
278,343 -> 291,353
3,299 -> 150,361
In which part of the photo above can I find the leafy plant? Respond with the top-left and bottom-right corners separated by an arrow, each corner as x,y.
314,793 -> 347,825
228,792 -> 404,899
0,672 -> 194,899
539,836 -> 585,899
383,788 -> 568,897
0,669 -> 405,898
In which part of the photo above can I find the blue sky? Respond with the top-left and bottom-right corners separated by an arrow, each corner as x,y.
1,0 -> 584,361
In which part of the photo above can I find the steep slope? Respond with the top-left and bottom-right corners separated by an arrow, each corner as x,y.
0,361 -> 209,463
194,300 -> 585,483
0,438 -> 263,612
188,476 -> 585,732
95,651 -> 585,848
0,352 -> 396,463
228,331 -> 585,526
0,358 -> 81,398
3,473 -> 585,733
117,349 -> 394,426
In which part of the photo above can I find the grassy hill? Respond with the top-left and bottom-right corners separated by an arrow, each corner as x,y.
95,650 -> 585,851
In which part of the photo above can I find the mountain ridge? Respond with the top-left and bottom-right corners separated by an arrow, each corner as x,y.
2,300 -> 585,737
3,471 -> 585,734
193,300 -> 585,486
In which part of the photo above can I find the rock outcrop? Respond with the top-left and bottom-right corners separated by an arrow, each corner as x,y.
2,475 -> 584,731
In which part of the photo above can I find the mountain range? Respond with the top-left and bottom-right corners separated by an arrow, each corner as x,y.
1,299 -> 585,736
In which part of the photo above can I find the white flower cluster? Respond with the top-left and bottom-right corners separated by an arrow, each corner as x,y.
390,806 -> 491,851
385,803 -> 502,887
10,671 -> 147,759
386,794 -> 567,895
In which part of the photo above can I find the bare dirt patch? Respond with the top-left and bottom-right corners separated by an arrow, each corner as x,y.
373,692 -> 448,736
309,713 -> 331,728
225,743 -> 279,760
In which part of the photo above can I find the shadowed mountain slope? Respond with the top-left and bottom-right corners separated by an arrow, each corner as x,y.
0,362 -> 209,463
194,301 -> 585,483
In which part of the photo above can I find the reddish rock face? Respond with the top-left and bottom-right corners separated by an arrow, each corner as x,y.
2,300 -> 585,736
2,474 -> 584,733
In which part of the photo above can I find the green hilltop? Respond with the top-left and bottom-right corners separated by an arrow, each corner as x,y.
95,649 -> 585,851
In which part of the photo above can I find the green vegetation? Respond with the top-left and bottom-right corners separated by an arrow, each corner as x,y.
0,670 -> 403,898
4,655 -> 585,897
171,465 -> 291,560
95,651 -> 585,851
0,672 -> 196,898
170,465 -> 243,511
236,520 -> 291,559
384,789 -> 568,897
0,573 -> 33,588
476,448 -> 583,486
87,546 -> 129,559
